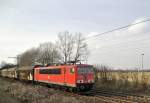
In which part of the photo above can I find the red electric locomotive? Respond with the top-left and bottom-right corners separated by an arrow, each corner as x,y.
34,64 -> 94,91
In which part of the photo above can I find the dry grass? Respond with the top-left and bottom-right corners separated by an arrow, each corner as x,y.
0,78 -> 100,103
95,71 -> 150,94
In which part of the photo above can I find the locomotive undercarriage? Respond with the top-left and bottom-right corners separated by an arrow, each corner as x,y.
45,82 -> 94,92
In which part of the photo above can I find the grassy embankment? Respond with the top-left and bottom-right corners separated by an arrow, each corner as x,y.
95,71 -> 150,94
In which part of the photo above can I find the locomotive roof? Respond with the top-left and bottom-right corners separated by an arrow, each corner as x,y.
35,64 -> 93,69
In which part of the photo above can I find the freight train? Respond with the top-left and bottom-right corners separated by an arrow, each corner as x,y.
0,64 -> 95,91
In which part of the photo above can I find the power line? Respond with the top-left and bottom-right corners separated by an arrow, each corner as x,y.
85,17 -> 150,54
88,31 -> 150,46
89,36 -> 150,54
85,17 -> 150,40
87,31 -> 150,53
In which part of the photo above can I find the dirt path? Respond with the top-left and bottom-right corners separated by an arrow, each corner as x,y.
0,90 -> 21,103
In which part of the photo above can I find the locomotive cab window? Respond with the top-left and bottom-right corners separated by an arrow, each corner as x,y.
39,68 -> 61,74
78,66 -> 94,74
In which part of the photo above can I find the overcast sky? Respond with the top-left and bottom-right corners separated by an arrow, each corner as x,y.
0,0 -> 150,69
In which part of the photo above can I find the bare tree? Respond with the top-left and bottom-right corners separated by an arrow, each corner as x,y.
36,42 -> 60,65
57,31 -> 89,64
57,31 -> 75,64
18,31 -> 88,66
74,33 -> 89,63
19,42 -> 60,66
19,48 -> 38,66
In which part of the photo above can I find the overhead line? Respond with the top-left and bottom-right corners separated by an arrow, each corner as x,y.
85,18 -> 150,40
88,31 -> 150,45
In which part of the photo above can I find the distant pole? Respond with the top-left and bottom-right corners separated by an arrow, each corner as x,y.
141,54 -> 144,70
8,55 -> 20,78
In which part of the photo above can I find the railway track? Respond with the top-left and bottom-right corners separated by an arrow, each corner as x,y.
61,90 -> 139,103
83,89 -> 150,103
56,87 -> 150,103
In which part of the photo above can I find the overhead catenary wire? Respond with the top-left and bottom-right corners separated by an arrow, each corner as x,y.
85,18 -> 150,59
88,30 -> 150,47
85,17 -> 150,50
85,17 -> 150,40
83,18 -> 150,69
88,33 -> 150,57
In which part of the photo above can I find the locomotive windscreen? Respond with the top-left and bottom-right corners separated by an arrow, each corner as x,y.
77,66 -> 94,74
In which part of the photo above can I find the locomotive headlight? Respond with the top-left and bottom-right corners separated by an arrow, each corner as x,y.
91,79 -> 94,82
88,80 -> 94,83
77,80 -> 84,83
